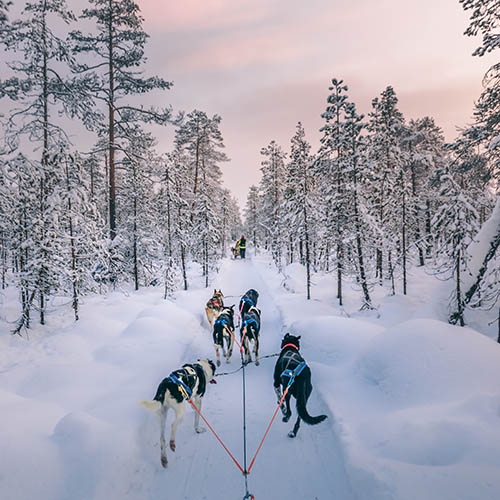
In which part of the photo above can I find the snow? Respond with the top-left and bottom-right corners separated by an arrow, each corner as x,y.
1,251 -> 500,500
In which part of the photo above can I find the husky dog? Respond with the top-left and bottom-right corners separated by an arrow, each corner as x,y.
231,246 -> 240,259
273,333 -> 327,438
213,305 -> 235,366
205,289 -> 224,328
140,359 -> 217,468
239,289 -> 259,319
240,306 -> 261,365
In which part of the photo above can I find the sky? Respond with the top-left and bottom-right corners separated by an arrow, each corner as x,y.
132,0 -> 495,208
2,0 -> 496,209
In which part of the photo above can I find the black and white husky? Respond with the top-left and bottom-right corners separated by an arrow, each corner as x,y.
240,306 -> 261,365
213,305 -> 235,366
140,358 -> 216,468
273,333 -> 327,438
239,289 -> 259,318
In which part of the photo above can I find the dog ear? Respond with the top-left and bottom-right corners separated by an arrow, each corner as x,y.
213,289 -> 216,294
297,335 -> 301,339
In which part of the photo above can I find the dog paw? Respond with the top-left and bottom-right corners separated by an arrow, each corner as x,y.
196,427 -> 206,434
169,440 -> 176,452
216,359 -> 221,367
282,414 -> 291,423
255,360 -> 260,366
161,456 -> 168,468
287,431 -> 297,438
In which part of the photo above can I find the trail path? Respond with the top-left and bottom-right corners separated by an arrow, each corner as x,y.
138,256 -> 356,500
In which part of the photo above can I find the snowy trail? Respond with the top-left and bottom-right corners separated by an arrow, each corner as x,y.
137,256 -> 356,500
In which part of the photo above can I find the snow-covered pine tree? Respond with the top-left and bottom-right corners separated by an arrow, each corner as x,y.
244,185 -> 261,254
341,101 -> 373,309
115,126 -> 160,290
3,154 -> 43,333
167,145 -> 193,290
160,148 -> 191,294
367,86 -> 406,288
174,110 -> 228,285
284,122 -> 315,299
259,140 -> 286,270
317,78 -> 350,302
431,167 -> 480,326
70,0 -> 173,242
0,158 -> 10,290
403,118 -> 447,264
218,189 -> 241,258
449,0 -> 500,321
57,150 -> 108,320
0,0 -> 82,329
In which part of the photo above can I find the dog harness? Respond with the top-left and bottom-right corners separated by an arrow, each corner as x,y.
240,296 -> 255,307
207,297 -> 222,310
242,317 -> 259,329
168,374 -> 192,399
280,345 -> 307,387
281,361 -> 306,386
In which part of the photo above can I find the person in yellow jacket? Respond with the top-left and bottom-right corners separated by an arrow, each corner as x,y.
235,235 -> 246,259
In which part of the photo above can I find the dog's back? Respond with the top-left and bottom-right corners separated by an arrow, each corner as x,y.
239,289 -> 259,316
241,306 -> 261,341
213,306 -> 234,345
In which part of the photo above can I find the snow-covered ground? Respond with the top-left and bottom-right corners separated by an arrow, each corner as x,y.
1,251 -> 500,500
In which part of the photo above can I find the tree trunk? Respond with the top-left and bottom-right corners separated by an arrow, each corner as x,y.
108,0 -> 116,240
402,187 -> 407,295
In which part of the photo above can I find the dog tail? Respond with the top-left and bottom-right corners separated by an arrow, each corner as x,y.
139,400 -> 162,414
296,379 -> 327,425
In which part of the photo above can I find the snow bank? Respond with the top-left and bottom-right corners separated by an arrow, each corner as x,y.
253,253 -> 500,500
291,315 -> 500,500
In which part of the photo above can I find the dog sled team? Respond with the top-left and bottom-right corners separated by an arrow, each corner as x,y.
140,287 -> 327,468
231,234 -> 246,259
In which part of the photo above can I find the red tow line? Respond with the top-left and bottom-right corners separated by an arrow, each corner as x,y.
188,398 -> 245,474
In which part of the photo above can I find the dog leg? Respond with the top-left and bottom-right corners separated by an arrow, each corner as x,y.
254,338 -> 259,366
226,334 -> 234,363
282,392 -> 292,422
243,337 -> 251,364
288,416 -> 301,438
215,346 -> 221,367
159,406 -> 168,468
193,396 -> 206,434
169,403 -> 186,452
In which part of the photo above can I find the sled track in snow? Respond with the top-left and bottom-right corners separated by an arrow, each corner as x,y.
137,256 -> 359,500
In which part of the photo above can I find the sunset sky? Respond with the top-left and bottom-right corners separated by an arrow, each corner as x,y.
4,0 -> 497,208
133,0 -> 496,208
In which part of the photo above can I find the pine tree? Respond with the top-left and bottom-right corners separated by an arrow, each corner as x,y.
70,0 -> 172,242
244,185 -> 261,254
259,140 -> 286,270
116,126 -> 160,290
284,122 -> 315,299
367,86 -> 406,286
318,78 -> 350,301
431,168 -> 480,326
0,0 -> 82,328
342,102 -> 373,308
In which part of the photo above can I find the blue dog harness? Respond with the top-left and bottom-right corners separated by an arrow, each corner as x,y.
168,374 -> 193,399
281,361 -> 306,387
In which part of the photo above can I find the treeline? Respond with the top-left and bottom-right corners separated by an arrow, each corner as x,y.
0,0 -> 241,334
244,0 -> 499,326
